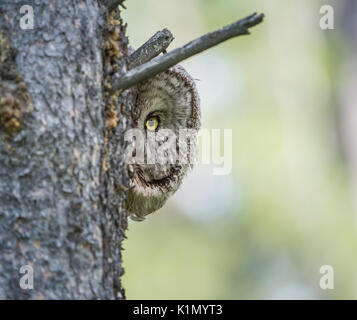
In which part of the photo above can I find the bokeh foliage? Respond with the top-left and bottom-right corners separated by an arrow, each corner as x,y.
122,0 -> 357,299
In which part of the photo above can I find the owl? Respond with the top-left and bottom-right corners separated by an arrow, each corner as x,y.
126,65 -> 200,221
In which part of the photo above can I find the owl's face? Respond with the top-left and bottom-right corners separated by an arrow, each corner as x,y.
126,65 -> 200,220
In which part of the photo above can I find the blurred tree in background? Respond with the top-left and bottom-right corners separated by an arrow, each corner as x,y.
122,0 -> 357,299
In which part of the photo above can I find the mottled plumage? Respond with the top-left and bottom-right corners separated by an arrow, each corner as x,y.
127,65 -> 200,220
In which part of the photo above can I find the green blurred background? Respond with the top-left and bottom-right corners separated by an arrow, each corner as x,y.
122,0 -> 357,299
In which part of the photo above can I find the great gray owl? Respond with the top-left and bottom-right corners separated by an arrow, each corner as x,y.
126,65 -> 200,221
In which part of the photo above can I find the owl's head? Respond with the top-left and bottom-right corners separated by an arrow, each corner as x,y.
126,65 -> 200,220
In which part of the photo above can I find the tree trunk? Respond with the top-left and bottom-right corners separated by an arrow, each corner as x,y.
0,1 -> 130,299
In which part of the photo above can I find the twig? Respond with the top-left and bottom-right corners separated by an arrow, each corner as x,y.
112,13 -> 264,92
127,29 -> 174,69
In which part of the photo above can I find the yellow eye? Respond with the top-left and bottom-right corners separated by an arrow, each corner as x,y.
145,117 -> 159,131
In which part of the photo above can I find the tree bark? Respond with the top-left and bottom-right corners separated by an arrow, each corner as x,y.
0,1 -> 130,299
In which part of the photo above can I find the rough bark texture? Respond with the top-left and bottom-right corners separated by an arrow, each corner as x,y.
0,0 -> 130,299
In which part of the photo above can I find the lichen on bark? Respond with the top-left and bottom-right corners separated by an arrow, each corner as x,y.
0,30 -> 32,134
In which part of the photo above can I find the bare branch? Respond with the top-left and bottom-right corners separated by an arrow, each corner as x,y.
112,12 -> 264,92
127,29 -> 174,69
